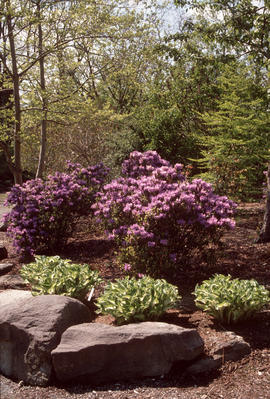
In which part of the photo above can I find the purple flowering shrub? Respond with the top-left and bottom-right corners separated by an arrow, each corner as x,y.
4,162 -> 109,256
121,150 -> 171,178
93,150 -> 237,276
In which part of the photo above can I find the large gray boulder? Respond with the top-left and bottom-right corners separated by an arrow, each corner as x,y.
0,289 -> 32,307
0,295 -> 92,386
52,322 -> 204,385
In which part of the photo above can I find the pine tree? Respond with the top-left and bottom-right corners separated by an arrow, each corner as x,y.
199,62 -> 270,200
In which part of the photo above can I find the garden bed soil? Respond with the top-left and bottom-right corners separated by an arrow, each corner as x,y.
0,202 -> 270,399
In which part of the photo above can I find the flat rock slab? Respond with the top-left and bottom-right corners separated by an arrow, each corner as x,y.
0,274 -> 28,289
0,263 -> 13,275
0,289 -> 32,307
52,322 -> 204,385
0,294 -> 92,386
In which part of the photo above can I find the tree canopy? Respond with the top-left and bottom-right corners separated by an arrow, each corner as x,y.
0,0 -> 269,207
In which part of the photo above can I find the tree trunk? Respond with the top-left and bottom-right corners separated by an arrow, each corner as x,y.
35,1 -> 47,179
6,3 -> 22,185
256,163 -> 270,243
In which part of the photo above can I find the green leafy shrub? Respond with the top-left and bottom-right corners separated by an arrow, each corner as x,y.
20,255 -> 102,300
96,276 -> 181,325
193,274 -> 270,324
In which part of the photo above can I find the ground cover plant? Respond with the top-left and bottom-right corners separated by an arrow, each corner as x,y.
1,198 -> 270,398
193,273 -> 270,324
3,161 -> 109,256
96,275 -> 181,325
93,150 -> 237,276
20,255 -> 102,300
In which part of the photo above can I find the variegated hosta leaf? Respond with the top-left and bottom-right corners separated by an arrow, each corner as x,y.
95,276 -> 181,325
193,273 -> 270,324
20,255 -> 102,300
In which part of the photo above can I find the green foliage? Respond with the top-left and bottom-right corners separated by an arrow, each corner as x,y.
20,255 -> 102,300
131,53 -> 221,167
96,276 -> 181,325
133,102 -> 199,165
1,0 -> 166,178
171,0 -> 269,200
198,62 -> 270,201
103,128 -> 142,178
174,0 -> 269,67
193,274 -> 270,324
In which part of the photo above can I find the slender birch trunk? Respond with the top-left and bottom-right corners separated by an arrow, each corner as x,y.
6,2 -> 22,185
35,1 -> 47,179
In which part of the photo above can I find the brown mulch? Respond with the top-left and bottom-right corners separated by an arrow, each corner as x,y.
1,202 -> 270,399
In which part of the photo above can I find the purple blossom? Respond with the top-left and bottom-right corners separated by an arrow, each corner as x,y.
169,253 -> 177,262
177,219 -> 185,225
93,150 -> 237,275
5,161 -> 109,256
160,239 -> 168,246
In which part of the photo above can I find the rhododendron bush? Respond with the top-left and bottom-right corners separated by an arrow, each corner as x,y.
93,151 -> 237,276
4,162 -> 109,256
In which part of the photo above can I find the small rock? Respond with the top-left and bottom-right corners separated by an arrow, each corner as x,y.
187,357 -> 221,375
0,243 -> 8,260
211,331 -> 251,362
0,274 -> 28,289
187,331 -> 250,375
0,221 -> 7,232
0,263 -> 14,275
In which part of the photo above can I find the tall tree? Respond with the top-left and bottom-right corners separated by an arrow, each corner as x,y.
21,0 -> 166,175
174,0 -> 270,63
199,62 -> 269,200
0,0 -> 24,184
1,0 -> 164,180
174,0 -> 270,240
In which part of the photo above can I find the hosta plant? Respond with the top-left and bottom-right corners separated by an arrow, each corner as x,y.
95,276 -> 181,325
193,274 -> 270,324
20,255 -> 102,300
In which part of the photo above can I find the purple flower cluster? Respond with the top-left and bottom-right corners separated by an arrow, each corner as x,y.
122,150 -> 171,178
93,151 -> 237,276
4,161 -> 109,256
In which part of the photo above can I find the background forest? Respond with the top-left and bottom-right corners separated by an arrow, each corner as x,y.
0,0 -> 269,202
